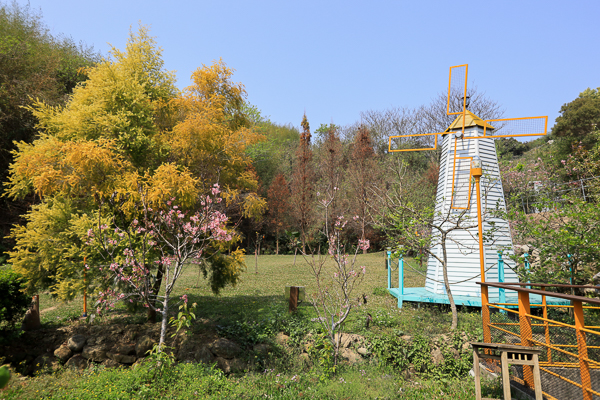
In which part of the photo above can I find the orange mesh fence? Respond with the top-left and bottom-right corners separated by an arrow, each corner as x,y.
481,284 -> 600,400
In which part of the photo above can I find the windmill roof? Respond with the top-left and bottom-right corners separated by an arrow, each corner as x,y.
445,110 -> 495,132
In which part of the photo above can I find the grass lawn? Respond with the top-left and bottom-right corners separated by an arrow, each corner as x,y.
1,252 -> 500,399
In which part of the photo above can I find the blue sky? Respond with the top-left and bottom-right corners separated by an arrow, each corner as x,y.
15,0 -> 600,135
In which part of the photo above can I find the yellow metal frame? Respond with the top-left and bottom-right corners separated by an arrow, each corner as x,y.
388,132 -> 439,152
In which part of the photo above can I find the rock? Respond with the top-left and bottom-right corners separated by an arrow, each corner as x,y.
82,344 -> 108,362
229,358 -> 246,372
432,347 -> 443,365
275,333 -> 289,346
513,244 -> 530,256
334,333 -> 363,348
131,358 -> 146,370
215,357 -> 230,373
215,357 -> 245,373
65,355 -> 89,371
253,343 -> 272,357
341,348 -> 361,364
114,343 -> 136,356
208,338 -> 242,359
197,346 -> 215,364
357,347 -> 369,356
401,335 -> 412,341
107,352 -> 137,364
68,335 -> 87,352
101,359 -> 121,369
299,352 -> 310,366
53,345 -> 73,363
135,336 -> 156,358
32,354 -> 60,374
176,337 -> 215,364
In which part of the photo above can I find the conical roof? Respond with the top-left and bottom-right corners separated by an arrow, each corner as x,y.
445,110 -> 495,132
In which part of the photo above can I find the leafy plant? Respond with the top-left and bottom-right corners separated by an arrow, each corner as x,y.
306,331 -> 336,381
169,296 -> 197,337
368,333 -> 412,370
0,269 -> 30,330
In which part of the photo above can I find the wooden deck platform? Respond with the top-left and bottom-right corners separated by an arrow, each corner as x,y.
388,287 -> 571,308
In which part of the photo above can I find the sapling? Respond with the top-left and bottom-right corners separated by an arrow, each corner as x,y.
88,184 -> 235,350
306,191 -> 367,366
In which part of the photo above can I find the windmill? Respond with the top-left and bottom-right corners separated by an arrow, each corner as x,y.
388,64 -> 547,305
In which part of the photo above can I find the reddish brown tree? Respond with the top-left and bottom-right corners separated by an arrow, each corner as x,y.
291,114 -> 314,252
316,124 -> 345,234
348,126 -> 379,254
267,173 -> 291,254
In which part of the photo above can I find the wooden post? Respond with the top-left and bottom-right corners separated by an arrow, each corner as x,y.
574,300 -> 592,400
83,256 -> 87,317
473,348 -> 482,400
22,294 -> 41,331
289,286 -> 299,313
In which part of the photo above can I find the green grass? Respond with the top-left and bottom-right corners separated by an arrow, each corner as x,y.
1,253 -> 496,399
2,362 -> 503,399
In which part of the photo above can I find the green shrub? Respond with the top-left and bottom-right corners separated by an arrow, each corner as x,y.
0,269 -> 30,330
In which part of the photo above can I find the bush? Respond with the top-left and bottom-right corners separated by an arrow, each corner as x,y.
0,269 -> 30,330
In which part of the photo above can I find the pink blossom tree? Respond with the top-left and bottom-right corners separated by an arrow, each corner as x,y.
87,184 -> 240,350
306,191 -> 367,366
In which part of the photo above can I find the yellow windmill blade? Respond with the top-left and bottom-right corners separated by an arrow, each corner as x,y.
447,64 -> 468,116
388,132 -> 439,152
482,116 -> 548,138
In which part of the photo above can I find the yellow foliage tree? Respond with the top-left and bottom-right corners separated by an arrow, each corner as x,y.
6,27 -> 257,305
168,59 -> 265,191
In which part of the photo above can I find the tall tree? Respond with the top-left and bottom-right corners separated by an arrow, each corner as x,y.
0,1 -> 98,255
291,114 -> 314,251
267,173 -> 291,254
315,124 -> 345,235
168,59 -> 264,192
6,27 -> 248,316
246,121 -> 299,194
551,87 -> 600,164
348,126 -> 378,254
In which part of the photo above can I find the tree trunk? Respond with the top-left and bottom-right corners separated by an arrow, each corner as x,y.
361,232 -> 367,255
158,295 -> 169,350
293,248 -> 298,266
276,237 -> 279,255
441,236 -> 458,330
147,262 -> 165,323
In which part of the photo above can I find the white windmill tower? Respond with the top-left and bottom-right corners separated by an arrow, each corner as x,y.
388,64 -> 548,305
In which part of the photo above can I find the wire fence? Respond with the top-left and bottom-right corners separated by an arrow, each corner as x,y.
520,176 -> 600,214
480,282 -> 600,400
